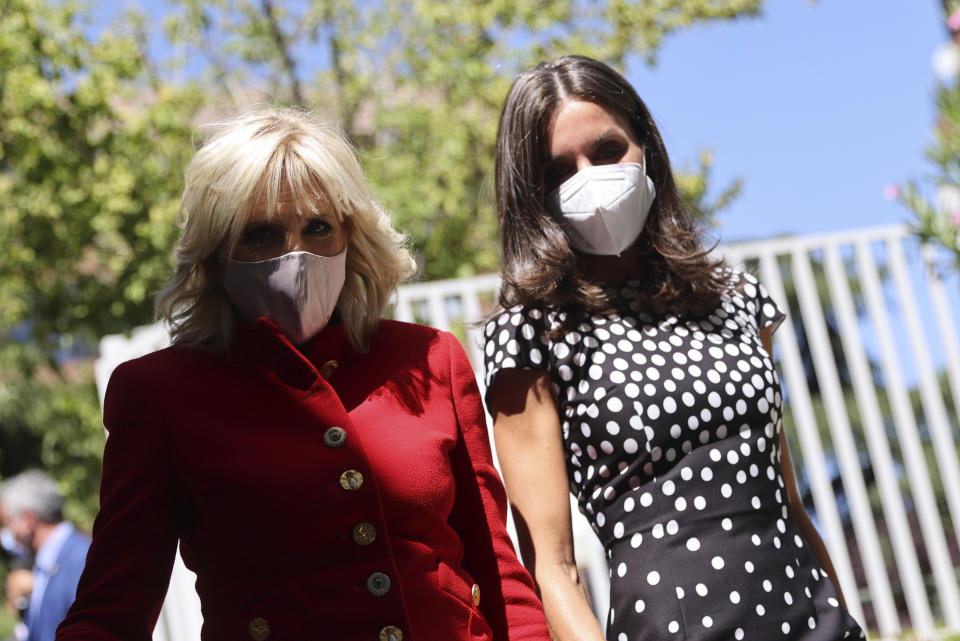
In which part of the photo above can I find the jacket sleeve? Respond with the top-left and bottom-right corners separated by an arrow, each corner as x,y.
443,332 -> 551,641
56,359 -> 180,641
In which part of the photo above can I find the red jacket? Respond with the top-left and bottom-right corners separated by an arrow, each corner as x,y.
57,319 -> 550,641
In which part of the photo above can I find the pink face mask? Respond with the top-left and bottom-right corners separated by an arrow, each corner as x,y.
223,249 -> 347,344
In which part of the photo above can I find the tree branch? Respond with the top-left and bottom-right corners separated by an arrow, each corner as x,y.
260,0 -> 304,106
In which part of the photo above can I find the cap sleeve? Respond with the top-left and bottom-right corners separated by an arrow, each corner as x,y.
737,271 -> 786,334
482,305 -> 550,390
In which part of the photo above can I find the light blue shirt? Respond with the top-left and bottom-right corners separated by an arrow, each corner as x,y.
25,522 -> 74,635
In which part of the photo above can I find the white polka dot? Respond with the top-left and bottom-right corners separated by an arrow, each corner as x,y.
782,622 -> 791,634
640,492 -> 653,507
634,599 -> 645,613
756,604 -> 765,616
729,590 -> 740,604
647,571 -> 660,585
721,518 -> 732,531
686,537 -> 700,551
694,496 -> 706,510
711,556 -> 725,570
662,480 -> 676,496
700,468 -> 713,482
696,583 -> 708,596
735,628 -> 744,640
613,522 -> 625,538
676,586 -> 685,599
617,562 -> 627,577
828,597 -> 839,607
702,616 -> 713,628
630,533 -> 643,548
668,621 -> 679,633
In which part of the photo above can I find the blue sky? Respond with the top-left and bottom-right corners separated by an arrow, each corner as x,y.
623,1 -> 945,244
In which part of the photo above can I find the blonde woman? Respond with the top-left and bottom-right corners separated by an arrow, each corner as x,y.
57,108 -> 549,641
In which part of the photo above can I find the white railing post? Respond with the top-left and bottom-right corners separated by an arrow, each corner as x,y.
790,247 -> 899,635
822,243 -> 934,635
886,240 -> 960,562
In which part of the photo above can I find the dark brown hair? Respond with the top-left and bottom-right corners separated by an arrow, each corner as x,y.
494,55 -> 726,330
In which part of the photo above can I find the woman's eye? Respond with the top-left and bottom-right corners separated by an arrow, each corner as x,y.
304,219 -> 332,235
594,142 -> 625,162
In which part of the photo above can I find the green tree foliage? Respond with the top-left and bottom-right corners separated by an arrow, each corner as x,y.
898,0 -> 960,268
0,0 -> 763,521
0,0 -> 200,514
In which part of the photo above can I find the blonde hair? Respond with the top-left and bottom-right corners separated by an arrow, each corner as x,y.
156,107 -> 417,352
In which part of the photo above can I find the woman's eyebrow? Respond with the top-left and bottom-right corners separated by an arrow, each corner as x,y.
593,128 -> 620,144
547,128 -> 621,163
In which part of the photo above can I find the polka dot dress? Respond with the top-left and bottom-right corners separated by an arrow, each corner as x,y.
484,270 -> 864,641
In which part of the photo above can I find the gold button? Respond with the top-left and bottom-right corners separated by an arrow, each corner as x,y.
323,426 -> 346,448
352,521 -> 376,545
340,470 -> 363,491
320,359 -> 338,378
471,583 -> 481,606
379,625 -> 403,641
367,572 -> 391,596
248,617 -> 269,641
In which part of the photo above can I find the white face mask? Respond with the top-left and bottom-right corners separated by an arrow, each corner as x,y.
547,158 -> 656,256
223,249 -> 347,344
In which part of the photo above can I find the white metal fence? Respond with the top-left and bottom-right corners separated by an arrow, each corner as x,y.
95,224 -> 960,640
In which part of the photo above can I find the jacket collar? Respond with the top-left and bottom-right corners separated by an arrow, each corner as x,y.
230,317 -> 354,393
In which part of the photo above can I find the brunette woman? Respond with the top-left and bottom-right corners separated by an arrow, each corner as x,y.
484,55 -> 864,641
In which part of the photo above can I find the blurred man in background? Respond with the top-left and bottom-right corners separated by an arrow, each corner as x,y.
0,472 -> 89,641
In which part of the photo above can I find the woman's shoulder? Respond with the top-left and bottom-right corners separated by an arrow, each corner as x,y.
376,318 -> 446,343
109,345 -> 225,390
110,344 -> 218,382
710,265 -> 770,300
484,303 -> 551,334
375,319 -> 462,360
